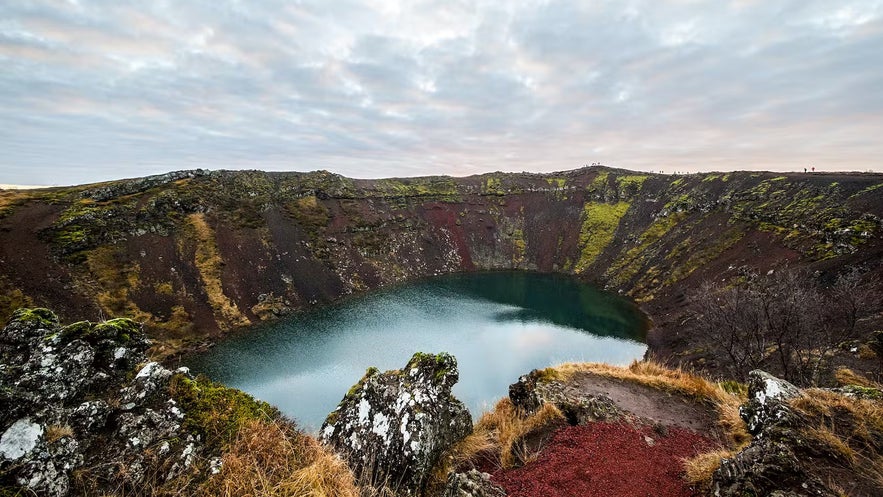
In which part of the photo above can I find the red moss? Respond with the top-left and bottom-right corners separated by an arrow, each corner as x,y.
492,423 -> 718,497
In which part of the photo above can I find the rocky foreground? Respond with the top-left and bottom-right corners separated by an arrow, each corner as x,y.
3,308 -> 881,496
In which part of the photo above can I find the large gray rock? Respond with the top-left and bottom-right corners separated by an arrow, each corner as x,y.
740,370 -> 802,437
712,370 -> 833,497
0,309 -> 204,496
321,352 -> 473,495
713,439 -> 834,497
509,369 -> 622,424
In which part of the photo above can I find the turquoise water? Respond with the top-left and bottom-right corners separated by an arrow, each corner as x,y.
186,271 -> 648,431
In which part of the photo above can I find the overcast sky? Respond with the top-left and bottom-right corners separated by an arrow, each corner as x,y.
2,1 -> 882,186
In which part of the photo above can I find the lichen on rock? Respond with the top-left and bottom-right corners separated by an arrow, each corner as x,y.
0,308 -> 226,496
321,352 -> 473,495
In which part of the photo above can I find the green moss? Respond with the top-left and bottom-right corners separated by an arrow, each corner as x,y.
484,176 -> 505,195
701,174 -> 720,183
170,374 -> 279,450
511,228 -> 526,266
546,178 -> 566,189
10,308 -> 58,327
839,385 -> 883,400
615,175 -> 648,196
88,318 -> 140,343
56,318 -> 142,345
374,177 -> 460,199
575,201 -> 631,273
606,212 -> 685,285
588,171 -> 609,192
664,228 -> 744,285
850,183 -> 883,198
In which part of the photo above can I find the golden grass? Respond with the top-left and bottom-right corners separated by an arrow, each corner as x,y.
682,449 -> 735,493
198,419 -> 358,497
439,397 -> 566,474
186,213 -> 250,331
44,424 -> 74,443
539,360 -> 753,492
835,367 -> 882,389
549,360 -> 750,447
790,389 -> 883,488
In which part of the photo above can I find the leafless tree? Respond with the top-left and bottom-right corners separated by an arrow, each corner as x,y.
689,267 -> 881,386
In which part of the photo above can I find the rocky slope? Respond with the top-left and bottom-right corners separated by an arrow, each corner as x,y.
1,167 -> 881,361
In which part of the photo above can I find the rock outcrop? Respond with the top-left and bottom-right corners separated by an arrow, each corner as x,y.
713,370 -> 834,497
509,369 -> 623,424
321,352 -> 473,495
0,308 -> 206,495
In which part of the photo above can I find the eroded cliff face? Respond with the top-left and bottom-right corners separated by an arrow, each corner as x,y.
1,167 -> 881,358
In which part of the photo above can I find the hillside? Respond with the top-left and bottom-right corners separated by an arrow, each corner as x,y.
1,167 -> 882,363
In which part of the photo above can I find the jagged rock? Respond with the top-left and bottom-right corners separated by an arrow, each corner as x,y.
713,439 -> 834,497
712,371 -> 836,497
740,370 -> 802,437
321,352 -> 473,495
81,169 -> 208,202
509,369 -> 623,424
443,469 -> 506,497
0,309 -> 205,496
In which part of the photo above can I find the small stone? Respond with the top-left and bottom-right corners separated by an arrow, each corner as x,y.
0,418 -> 43,460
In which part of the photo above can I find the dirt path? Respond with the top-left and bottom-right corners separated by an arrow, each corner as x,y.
564,371 -> 721,437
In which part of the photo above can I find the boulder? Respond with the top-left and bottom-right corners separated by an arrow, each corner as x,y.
712,370 -> 834,497
740,370 -> 802,437
509,369 -> 623,424
321,352 -> 473,495
713,439 -> 834,497
443,469 -> 506,497
0,309 -> 205,496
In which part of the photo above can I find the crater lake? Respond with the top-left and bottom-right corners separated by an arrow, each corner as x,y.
187,271 -> 649,431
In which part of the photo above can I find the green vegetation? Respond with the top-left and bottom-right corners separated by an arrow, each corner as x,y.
546,177 -> 566,189
374,177 -> 460,200
58,318 -> 141,344
10,307 -> 58,327
665,228 -> 744,285
484,176 -> 505,195
170,373 -> 279,451
615,175 -> 648,197
575,201 -> 631,273
588,171 -> 609,192
606,213 -> 685,287
511,228 -> 527,266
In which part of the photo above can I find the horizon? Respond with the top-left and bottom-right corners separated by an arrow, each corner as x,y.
3,1 -> 883,185
3,163 -> 882,190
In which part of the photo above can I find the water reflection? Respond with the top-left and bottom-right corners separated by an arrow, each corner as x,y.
187,271 -> 648,432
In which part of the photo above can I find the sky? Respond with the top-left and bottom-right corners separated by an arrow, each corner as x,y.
2,1 -> 882,186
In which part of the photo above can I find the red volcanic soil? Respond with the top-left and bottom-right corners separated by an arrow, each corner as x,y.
492,423 -> 718,497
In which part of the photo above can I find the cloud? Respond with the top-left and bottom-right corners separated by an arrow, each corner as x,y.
1,0 -> 882,185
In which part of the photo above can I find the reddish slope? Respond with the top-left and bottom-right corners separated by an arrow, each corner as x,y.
492,423 -> 718,497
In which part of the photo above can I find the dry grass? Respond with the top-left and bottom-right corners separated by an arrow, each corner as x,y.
440,397 -> 566,474
682,449 -> 735,493
549,359 -> 750,447
186,213 -> 250,331
197,419 -> 358,497
790,389 -> 883,488
44,424 -> 74,443
542,360 -> 752,492
835,367 -> 882,389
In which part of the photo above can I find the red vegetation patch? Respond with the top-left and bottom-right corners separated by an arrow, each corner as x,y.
492,423 -> 718,497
